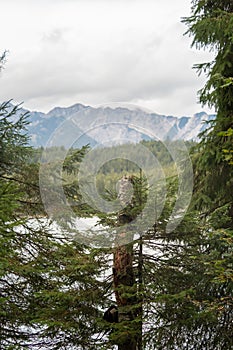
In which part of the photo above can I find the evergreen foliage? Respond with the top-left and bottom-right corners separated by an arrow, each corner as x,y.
162,1 -> 233,348
0,87 -> 105,348
183,0 -> 233,214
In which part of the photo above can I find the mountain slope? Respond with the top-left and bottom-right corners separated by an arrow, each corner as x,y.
9,103 -> 215,147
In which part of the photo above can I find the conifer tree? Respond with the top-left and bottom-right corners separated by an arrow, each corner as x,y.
0,55 -> 105,349
177,1 -> 233,348
183,0 -> 233,216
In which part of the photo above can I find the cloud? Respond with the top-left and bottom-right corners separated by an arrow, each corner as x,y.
0,0 -> 215,116
41,28 -> 67,45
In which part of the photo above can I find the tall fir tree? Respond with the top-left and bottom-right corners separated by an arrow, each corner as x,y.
179,1 -> 233,348
183,0 -> 233,216
0,55 -> 106,349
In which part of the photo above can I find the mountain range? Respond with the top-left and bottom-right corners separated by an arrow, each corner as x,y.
11,103 -> 215,148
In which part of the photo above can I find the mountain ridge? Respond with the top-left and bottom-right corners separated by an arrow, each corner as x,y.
5,102 -> 215,147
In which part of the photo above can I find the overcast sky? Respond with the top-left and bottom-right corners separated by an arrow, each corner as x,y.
0,0 -> 215,116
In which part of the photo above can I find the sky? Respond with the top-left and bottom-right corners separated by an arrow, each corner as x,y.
0,0 -> 215,116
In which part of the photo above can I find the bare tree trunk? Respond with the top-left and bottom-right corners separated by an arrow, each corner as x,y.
137,169 -> 143,350
112,176 -> 142,350
113,243 -> 137,350
137,233 -> 143,350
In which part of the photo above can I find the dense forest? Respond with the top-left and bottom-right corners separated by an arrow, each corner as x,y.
0,1 -> 233,349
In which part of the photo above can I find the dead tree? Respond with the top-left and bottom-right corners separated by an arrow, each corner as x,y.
113,176 -> 141,350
